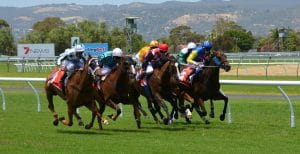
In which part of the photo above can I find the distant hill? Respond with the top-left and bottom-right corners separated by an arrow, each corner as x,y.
1,0 -> 300,40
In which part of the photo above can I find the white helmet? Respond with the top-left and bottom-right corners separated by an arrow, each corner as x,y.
67,48 -> 76,55
187,42 -> 196,49
112,48 -> 123,57
74,44 -> 85,52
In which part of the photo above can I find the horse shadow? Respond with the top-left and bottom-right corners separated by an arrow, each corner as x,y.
103,128 -> 150,133
56,129 -> 112,135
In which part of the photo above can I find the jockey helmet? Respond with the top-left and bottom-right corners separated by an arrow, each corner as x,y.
159,43 -> 169,53
202,41 -> 212,50
74,44 -> 85,52
187,42 -> 196,49
112,48 -> 123,57
149,40 -> 159,48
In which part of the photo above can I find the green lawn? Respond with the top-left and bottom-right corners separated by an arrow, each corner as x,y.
0,91 -> 299,153
1,62 -> 300,153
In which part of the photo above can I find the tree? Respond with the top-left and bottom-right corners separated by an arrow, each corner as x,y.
110,27 -> 127,50
32,17 -> 65,42
98,22 -> 110,43
169,25 -> 204,53
0,19 -> 15,55
46,27 -> 69,55
77,20 -> 99,43
211,18 -> 255,52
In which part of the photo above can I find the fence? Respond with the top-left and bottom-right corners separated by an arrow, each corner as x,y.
0,77 -> 299,128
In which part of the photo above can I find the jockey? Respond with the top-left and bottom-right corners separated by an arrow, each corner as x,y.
178,42 -> 197,66
180,41 -> 212,84
98,48 -> 123,77
64,44 -> 85,79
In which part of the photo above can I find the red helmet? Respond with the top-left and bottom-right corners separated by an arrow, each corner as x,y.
159,43 -> 169,53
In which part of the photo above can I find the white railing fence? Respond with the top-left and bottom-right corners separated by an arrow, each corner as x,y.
0,77 -> 299,128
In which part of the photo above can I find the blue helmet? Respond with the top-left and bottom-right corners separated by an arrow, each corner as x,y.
202,41 -> 212,50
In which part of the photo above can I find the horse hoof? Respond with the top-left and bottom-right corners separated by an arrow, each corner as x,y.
85,124 -> 92,129
107,114 -> 114,119
163,118 -> 169,125
220,114 -> 225,121
53,120 -> 59,126
185,117 -> 192,124
58,117 -> 65,121
136,120 -> 141,129
205,120 -> 210,124
78,121 -> 84,126
102,120 -> 109,125
174,112 -> 179,119
210,113 -> 215,118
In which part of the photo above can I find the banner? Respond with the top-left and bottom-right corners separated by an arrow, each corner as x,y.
82,43 -> 109,57
17,44 -> 55,57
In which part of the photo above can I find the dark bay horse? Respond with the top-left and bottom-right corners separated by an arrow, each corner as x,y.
85,56 -> 145,129
142,55 -> 181,124
45,57 -> 107,129
178,50 -> 231,124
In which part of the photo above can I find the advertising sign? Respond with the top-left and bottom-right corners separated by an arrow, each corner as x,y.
82,43 -> 109,57
17,44 -> 55,57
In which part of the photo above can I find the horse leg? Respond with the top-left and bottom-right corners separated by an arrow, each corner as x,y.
209,99 -> 215,118
213,91 -> 228,121
133,103 -> 142,129
46,90 -> 59,126
154,93 -> 170,125
194,98 -> 209,124
85,101 -> 108,130
60,104 -> 74,126
73,112 -> 84,126
106,100 -> 121,121
138,102 -> 148,118
146,98 -> 159,123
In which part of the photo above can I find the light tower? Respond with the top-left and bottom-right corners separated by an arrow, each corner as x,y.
125,17 -> 139,53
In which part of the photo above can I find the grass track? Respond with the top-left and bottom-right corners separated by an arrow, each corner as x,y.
0,92 -> 299,153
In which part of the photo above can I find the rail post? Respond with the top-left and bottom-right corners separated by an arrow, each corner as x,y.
265,56 -> 271,78
0,88 -> 5,111
277,86 -> 295,128
27,82 -> 41,112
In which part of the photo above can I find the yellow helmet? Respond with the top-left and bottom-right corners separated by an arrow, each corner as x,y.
149,40 -> 159,47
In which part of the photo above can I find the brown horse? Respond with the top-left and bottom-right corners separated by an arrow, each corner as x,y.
142,55 -> 181,124
45,57 -> 107,129
85,56 -> 145,129
178,50 -> 231,124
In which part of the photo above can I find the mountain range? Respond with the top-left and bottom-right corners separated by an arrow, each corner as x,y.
1,0 -> 300,40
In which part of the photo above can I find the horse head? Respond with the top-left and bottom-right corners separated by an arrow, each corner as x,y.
211,50 -> 231,72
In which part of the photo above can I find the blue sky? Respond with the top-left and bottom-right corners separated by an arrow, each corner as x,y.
0,0 -> 199,7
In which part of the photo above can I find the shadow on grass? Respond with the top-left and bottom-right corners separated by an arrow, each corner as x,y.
103,128 -> 150,133
56,129 -> 112,135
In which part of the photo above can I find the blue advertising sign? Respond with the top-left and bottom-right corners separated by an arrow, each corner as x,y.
82,43 -> 109,57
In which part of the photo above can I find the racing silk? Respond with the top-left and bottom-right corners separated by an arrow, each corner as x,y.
138,45 -> 151,63
178,48 -> 189,66
99,51 -> 116,68
142,48 -> 161,69
186,46 -> 206,65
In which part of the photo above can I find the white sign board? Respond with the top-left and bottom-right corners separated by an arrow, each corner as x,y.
17,44 -> 55,57
71,37 -> 80,48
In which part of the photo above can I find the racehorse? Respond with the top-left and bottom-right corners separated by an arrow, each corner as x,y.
142,54 -> 181,124
45,57 -> 107,129
178,50 -> 231,124
85,56 -> 146,129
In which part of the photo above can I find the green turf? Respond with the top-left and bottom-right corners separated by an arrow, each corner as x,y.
0,91 -> 299,153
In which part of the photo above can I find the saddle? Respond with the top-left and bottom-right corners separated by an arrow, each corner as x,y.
48,69 -> 65,91
179,66 -> 194,86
